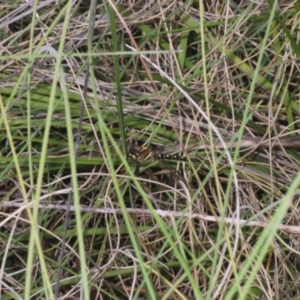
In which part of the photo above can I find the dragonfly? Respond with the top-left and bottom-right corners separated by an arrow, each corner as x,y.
128,146 -> 199,163
128,146 -> 199,175
127,145 -> 199,176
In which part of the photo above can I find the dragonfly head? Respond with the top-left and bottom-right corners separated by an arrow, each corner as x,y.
127,146 -> 154,162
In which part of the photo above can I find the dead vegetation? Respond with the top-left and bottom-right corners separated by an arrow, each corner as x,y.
1,1 -> 300,299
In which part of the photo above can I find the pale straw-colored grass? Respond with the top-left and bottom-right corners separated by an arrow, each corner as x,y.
0,1 -> 300,299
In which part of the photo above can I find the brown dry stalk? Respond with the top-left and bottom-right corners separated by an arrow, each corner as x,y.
1,201 -> 299,234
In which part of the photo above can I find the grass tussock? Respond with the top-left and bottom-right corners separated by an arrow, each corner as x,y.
1,0 -> 300,299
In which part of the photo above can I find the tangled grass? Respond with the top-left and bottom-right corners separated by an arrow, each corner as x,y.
1,1 -> 300,299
